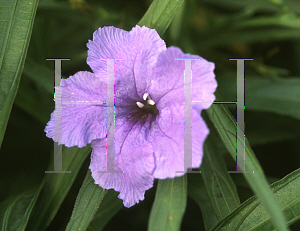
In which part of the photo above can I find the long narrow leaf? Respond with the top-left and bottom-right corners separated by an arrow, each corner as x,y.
65,170 -> 107,231
211,168 -> 300,230
188,174 -> 219,231
0,186 -> 41,231
87,190 -> 123,231
27,145 -> 91,231
13,77 -> 50,124
138,0 -> 185,35
217,76 -> 300,121
22,58 -> 57,95
206,92 -> 289,231
148,175 -> 187,231
0,0 -> 39,148
200,134 -> 240,219
200,28 -> 300,47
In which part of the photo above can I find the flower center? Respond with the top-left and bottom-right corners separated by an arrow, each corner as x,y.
136,93 -> 159,117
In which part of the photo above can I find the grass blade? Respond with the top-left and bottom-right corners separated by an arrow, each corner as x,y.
0,186 -> 41,231
212,168 -> 300,230
206,92 -> 289,231
188,174 -> 219,230
200,134 -> 240,219
65,170 -> 107,231
138,0 -> 185,35
148,175 -> 187,231
87,190 -> 123,231
0,0 -> 39,147
27,145 -> 91,231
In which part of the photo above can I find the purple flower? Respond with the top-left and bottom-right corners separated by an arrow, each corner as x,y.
45,25 -> 217,207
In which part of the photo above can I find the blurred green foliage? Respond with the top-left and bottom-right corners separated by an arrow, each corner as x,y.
0,0 -> 300,230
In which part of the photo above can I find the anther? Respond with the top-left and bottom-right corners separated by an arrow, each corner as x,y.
143,93 -> 149,101
147,99 -> 155,105
136,102 -> 144,108
142,92 -> 156,105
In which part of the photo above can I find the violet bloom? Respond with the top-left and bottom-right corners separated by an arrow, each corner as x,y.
45,25 -> 217,207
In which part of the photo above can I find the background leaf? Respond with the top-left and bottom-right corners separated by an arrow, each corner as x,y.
0,186 -> 41,231
217,75 -> 300,121
87,190 -> 123,231
27,145 -> 91,231
188,174 -> 219,231
0,0 -> 39,147
65,170 -> 107,231
200,134 -> 240,219
206,93 -> 289,231
148,175 -> 187,231
212,168 -> 300,230
138,0 -> 185,35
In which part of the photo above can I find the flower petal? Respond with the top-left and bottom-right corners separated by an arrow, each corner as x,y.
86,25 -> 166,101
150,103 -> 209,179
44,71 -> 107,147
149,46 -> 217,110
89,115 -> 155,208
144,47 -> 216,178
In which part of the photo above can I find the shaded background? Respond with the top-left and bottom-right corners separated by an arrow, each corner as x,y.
1,0 -> 300,230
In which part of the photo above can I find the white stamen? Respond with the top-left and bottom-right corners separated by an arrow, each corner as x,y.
143,93 -> 149,101
147,99 -> 155,105
136,101 -> 144,108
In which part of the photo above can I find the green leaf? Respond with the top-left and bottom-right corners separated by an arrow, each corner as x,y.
217,75 -> 300,121
65,170 -> 107,231
211,168 -> 300,230
169,1 -> 185,42
188,174 -> 219,231
201,0 -> 284,13
13,76 -> 50,124
201,28 -> 300,47
27,145 -> 91,231
14,58 -> 70,124
0,0 -> 39,148
87,190 -> 123,231
243,112 -> 300,146
206,92 -> 289,231
246,76 -> 300,120
138,0 -> 185,35
0,186 -> 41,231
22,58 -> 57,95
200,134 -> 240,219
148,175 -> 187,231
234,13 -> 300,29
13,58 -> 66,123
